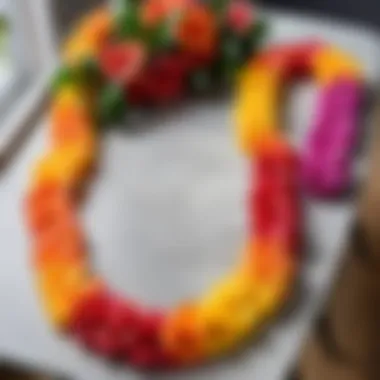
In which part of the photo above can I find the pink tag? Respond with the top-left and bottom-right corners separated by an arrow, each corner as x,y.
302,79 -> 362,197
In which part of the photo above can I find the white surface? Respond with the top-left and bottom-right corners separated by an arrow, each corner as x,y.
0,10 -> 378,380
0,0 -> 56,155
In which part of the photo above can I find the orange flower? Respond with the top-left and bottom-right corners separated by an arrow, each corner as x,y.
141,0 -> 167,26
64,8 -> 113,65
81,8 -> 113,45
161,303 -> 205,364
164,0 -> 193,12
50,99 -> 93,148
32,212 -> 84,269
177,4 -> 217,59
49,87 -> 96,163
36,260 -> 98,327
142,0 -> 193,26
242,240 -> 296,284
30,144 -> 94,189
24,181 -> 73,237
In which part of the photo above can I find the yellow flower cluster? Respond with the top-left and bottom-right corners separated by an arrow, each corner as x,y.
162,242 -> 295,363
63,8 -> 113,66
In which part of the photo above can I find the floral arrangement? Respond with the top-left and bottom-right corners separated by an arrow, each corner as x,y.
54,0 -> 265,123
23,0 -> 364,372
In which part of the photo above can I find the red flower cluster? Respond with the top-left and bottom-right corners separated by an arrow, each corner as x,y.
99,42 -> 146,84
99,40 -> 215,106
128,51 -> 211,105
128,53 -> 187,105
226,0 -> 254,34
249,142 -> 300,253
70,289 -> 177,369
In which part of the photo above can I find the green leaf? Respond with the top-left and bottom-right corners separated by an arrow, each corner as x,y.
222,35 -> 243,62
189,69 -> 214,93
51,66 -> 76,93
115,3 -> 142,39
210,0 -> 229,17
243,19 -> 268,55
144,21 -> 172,52
77,58 -> 103,85
223,59 -> 239,82
218,32 -> 245,81
50,59 -> 103,94
112,0 -> 129,14
98,83 -> 127,125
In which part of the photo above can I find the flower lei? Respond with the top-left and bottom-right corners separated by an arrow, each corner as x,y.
24,0 -> 363,371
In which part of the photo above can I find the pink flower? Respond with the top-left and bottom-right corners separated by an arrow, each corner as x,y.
227,0 -> 254,34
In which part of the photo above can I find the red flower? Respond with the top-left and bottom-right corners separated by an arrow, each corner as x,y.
177,3 -> 217,59
227,0 -> 254,34
70,289 -> 112,351
141,0 -> 194,27
99,41 -> 146,84
106,299 -> 143,357
128,53 -> 189,105
126,312 -> 178,369
177,49 -> 215,71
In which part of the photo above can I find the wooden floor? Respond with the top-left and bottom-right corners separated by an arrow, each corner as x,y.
0,364 -> 58,380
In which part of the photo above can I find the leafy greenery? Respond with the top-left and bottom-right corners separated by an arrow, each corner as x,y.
51,66 -> 75,93
242,19 -> 268,55
51,58 -> 103,94
217,19 -> 268,83
115,1 -> 173,53
97,83 -> 127,124
189,69 -> 214,93
115,1 -> 142,39
143,21 -> 173,52
209,0 -> 229,17
218,30 -> 244,82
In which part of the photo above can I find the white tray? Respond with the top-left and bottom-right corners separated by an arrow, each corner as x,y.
0,9 -> 379,380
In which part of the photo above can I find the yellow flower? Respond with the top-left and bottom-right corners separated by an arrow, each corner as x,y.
199,270 -> 262,356
63,8 -> 113,66
313,46 -> 362,84
50,87 -> 95,149
234,64 -> 280,154
256,279 -> 292,318
64,39 -> 97,66
51,86 -> 91,118
242,240 -> 296,317
30,145 -> 93,189
35,261 -> 96,327
161,303 -> 206,364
